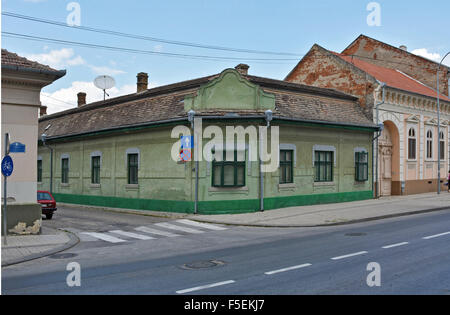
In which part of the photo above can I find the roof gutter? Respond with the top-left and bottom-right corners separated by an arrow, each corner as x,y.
1,64 -> 66,79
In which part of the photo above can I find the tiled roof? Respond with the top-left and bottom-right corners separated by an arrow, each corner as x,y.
1,49 -> 64,75
38,71 -> 376,140
334,52 -> 450,102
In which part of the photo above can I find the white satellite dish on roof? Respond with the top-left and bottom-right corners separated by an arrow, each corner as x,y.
94,75 -> 116,101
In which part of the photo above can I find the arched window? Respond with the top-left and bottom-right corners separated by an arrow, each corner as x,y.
408,128 -> 416,160
440,131 -> 445,160
426,130 -> 433,159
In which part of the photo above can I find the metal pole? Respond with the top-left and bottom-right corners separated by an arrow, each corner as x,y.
437,52 -> 450,195
3,133 -> 9,245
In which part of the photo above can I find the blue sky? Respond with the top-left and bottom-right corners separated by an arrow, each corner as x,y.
2,0 -> 450,113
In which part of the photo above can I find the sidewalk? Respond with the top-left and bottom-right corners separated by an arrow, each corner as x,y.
188,192 -> 450,227
1,227 -> 79,267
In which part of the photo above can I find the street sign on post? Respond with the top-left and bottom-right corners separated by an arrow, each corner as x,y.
2,133 -> 12,245
1,155 -> 14,177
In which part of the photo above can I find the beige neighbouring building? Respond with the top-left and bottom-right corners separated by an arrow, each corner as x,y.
1,49 -> 65,234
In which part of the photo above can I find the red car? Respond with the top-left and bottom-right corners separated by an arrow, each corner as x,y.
37,190 -> 57,220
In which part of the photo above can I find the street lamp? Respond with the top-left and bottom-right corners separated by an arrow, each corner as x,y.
437,51 -> 450,195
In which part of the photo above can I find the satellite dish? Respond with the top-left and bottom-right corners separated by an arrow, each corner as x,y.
94,75 -> 116,101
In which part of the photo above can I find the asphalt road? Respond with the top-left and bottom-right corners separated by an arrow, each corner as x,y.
2,207 -> 450,295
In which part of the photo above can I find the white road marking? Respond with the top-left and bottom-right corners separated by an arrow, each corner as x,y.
135,226 -> 180,237
109,230 -> 155,240
81,232 -> 126,243
382,242 -> 409,249
422,231 -> 450,240
331,251 -> 368,260
176,219 -> 227,231
154,222 -> 204,234
176,280 -> 235,294
265,263 -> 312,275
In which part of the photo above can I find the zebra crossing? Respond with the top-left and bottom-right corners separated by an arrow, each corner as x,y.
78,219 -> 228,244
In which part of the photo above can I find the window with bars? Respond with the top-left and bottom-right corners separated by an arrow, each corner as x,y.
280,150 -> 293,184
408,128 -> 416,160
91,156 -> 101,184
61,158 -> 69,184
440,132 -> 445,160
212,150 -> 245,188
37,160 -> 42,182
314,151 -> 333,182
127,153 -> 139,185
355,151 -> 369,182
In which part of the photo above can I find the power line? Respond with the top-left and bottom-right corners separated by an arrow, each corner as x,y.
2,11 -> 303,57
41,93 -> 76,106
2,31 -> 300,63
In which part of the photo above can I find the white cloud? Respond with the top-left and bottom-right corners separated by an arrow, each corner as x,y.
89,65 -> 126,76
412,48 -> 450,66
24,48 -> 85,69
411,48 -> 441,62
41,80 -> 157,115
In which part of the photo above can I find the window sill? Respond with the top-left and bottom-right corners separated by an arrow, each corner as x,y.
90,184 -> 101,189
60,183 -> 70,187
208,186 -> 248,194
278,183 -> 296,191
313,181 -> 335,187
126,184 -> 139,190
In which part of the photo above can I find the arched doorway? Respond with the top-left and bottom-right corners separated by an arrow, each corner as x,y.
379,121 -> 400,196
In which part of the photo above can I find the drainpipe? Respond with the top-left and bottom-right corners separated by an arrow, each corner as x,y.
187,110 -> 198,214
41,133 -> 53,195
260,110 -> 273,212
374,82 -> 386,199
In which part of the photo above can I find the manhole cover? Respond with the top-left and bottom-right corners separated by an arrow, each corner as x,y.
345,233 -> 367,237
181,260 -> 225,270
49,253 -> 78,259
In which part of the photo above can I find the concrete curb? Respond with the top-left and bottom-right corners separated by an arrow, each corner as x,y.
58,202 -> 189,220
1,228 -> 80,267
188,206 -> 450,228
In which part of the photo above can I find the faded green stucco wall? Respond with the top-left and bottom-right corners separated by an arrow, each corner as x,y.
38,123 -> 373,214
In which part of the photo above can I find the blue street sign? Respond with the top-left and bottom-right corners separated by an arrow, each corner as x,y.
181,136 -> 194,149
9,142 -> 26,153
1,155 -> 14,177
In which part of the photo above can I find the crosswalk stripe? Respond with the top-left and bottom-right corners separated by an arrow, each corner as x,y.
109,230 -> 155,240
81,232 -> 127,243
135,226 -> 180,238
154,222 -> 204,234
176,219 -> 227,231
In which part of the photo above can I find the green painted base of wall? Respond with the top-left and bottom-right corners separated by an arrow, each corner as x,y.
54,190 -> 373,215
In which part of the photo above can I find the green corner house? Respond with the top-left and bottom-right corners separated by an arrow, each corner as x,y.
37,65 -> 379,214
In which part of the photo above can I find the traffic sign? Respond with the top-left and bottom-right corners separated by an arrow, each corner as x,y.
180,149 -> 192,162
181,136 -> 194,149
1,155 -> 13,177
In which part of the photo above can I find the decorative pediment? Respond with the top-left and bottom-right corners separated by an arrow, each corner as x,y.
425,118 -> 448,127
184,69 -> 275,111
405,115 -> 420,123
425,118 -> 438,126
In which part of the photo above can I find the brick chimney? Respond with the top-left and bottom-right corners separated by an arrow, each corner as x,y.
235,64 -> 249,75
39,106 -> 47,117
137,72 -> 148,93
77,92 -> 86,107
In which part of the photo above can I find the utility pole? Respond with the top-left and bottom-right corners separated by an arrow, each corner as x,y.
437,52 -> 450,195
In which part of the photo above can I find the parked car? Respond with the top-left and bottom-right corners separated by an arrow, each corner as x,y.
37,190 -> 57,220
